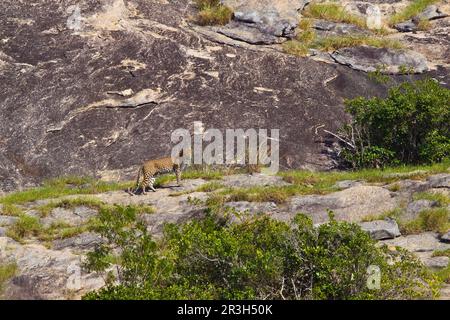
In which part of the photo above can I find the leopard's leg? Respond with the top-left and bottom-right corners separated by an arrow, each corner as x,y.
149,177 -> 157,192
142,172 -> 153,195
131,168 -> 142,195
175,167 -> 182,186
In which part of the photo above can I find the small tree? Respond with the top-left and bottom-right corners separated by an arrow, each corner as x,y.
335,79 -> 449,168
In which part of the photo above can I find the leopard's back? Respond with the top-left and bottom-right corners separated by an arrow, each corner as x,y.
142,157 -> 177,176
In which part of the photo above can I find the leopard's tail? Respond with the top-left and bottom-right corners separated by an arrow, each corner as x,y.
128,166 -> 143,196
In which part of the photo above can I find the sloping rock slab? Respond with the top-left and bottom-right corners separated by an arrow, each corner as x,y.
331,46 -> 429,74
419,5 -> 449,21
215,22 -> 285,45
288,185 -> 399,224
358,219 -> 400,240
441,231 -> 450,243
381,232 -> 450,252
225,201 -> 277,214
220,0 -> 310,43
427,174 -> 450,188
222,174 -> 290,188
53,232 -> 104,251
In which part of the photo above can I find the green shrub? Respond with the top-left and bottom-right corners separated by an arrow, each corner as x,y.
83,206 -> 440,300
338,79 -> 450,168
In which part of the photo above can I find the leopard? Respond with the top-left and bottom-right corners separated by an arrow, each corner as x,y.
129,149 -> 187,195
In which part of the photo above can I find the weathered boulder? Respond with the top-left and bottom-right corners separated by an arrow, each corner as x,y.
404,199 -> 438,221
41,206 -> 97,227
0,226 -> 6,237
0,237 -> 104,299
225,201 -> 277,214
313,20 -> 370,37
0,215 -> 19,226
441,231 -> 450,243
381,232 -> 450,252
52,232 -> 104,251
427,174 -> 450,189
358,219 -> 401,240
331,46 -> 429,74
223,0 -> 310,38
0,0 -> 396,191
418,5 -> 448,21
381,232 -> 450,269
288,185 -> 399,224
333,180 -> 364,189
222,174 -> 290,188
395,20 -> 418,32
423,256 -> 449,269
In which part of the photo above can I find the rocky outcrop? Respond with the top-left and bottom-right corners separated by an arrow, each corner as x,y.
286,185 -> 399,224
331,46 -> 429,74
395,5 -> 449,32
1,172 -> 449,299
359,219 -> 401,240
1,0 -> 404,191
381,232 -> 450,269
221,0 -> 311,43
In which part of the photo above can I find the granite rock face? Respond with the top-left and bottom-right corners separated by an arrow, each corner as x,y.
331,46 -> 429,74
358,219 -> 401,240
222,0 -> 311,40
0,0 -> 397,191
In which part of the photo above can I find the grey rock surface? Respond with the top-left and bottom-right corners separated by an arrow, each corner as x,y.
418,5 -> 449,21
313,20 -> 370,37
225,201 -> 277,214
288,185 -> 399,224
53,232 -> 104,251
358,219 -> 401,240
0,215 -> 19,226
331,46 -> 429,74
441,231 -> 450,243
0,0 -> 396,191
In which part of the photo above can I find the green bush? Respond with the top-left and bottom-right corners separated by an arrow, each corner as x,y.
339,79 -> 450,168
83,206 -> 440,300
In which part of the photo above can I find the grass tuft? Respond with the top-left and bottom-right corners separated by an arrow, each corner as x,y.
401,207 -> 450,235
195,0 -> 233,26
413,192 -> 450,207
0,263 -> 17,295
0,176 -> 132,205
389,0 -> 439,26
303,2 -> 367,28
0,204 -> 24,216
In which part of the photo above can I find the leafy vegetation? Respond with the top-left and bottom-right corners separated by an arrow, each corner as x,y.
389,0 -> 439,26
83,205 -> 440,300
337,79 -> 450,168
195,0 -> 233,26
